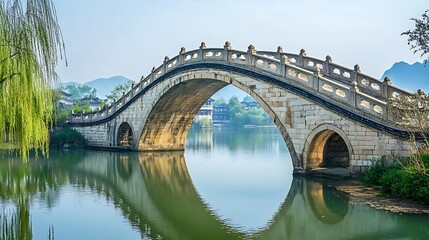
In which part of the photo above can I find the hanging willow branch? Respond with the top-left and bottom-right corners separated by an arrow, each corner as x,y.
0,0 -> 66,160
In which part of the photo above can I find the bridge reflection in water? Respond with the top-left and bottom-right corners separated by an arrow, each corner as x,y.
1,150 -> 428,239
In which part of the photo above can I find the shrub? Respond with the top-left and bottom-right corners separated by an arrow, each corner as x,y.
363,161 -> 388,187
50,128 -> 86,147
365,157 -> 429,204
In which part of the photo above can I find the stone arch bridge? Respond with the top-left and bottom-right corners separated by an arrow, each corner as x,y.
68,42 -> 413,173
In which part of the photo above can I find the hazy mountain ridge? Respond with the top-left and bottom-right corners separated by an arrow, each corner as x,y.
63,76 -> 131,99
381,61 -> 429,92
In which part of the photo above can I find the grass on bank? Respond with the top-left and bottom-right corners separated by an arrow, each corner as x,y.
364,155 -> 429,204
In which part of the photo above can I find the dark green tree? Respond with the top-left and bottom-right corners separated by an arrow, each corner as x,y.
106,80 -> 135,103
63,84 -> 97,100
213,97 -> 226,106
71,101 -> 91,114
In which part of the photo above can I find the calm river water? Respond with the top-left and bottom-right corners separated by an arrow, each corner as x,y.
1,127 -> 429,239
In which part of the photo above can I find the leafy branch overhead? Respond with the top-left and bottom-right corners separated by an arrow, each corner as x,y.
402,10 -> 429,63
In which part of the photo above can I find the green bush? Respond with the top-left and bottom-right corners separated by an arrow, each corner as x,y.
363,161 -> 388,187
365,157 -> 429,204
50,128 -> 86,147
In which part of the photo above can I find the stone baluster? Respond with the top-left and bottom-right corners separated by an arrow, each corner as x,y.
279,55 -> 289,76
324,55 -> 332,75
276,46 -> 283,61
179,47 -> 186,64
353,64 -> 361,82
199,42 -> 206,60
130,82 -> 135,98
298,49 -> 306,67
223,41 -> 231,62
150,66 -> 155,82
312,67 -> 321,91
140,75 -> 145,90
112,100 -> 116,113
349,81 -> 359,108
382,77 -> 392,98
247,44 -> 256,67
163,56 -> 169,74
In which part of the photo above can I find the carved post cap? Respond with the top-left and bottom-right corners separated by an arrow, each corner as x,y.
180,47 -> 186,54
281,55 -> 289,64
277,46 -> 283,53
383,77 -> 392,85
247,44 -> 256,54
325,55 -> 332,63
299,49 -> 306,56
152,66 -> 156,72
354,64 -> 361,73
140,75 -> 145,81
200,42 -> 206,49
122,91 -> 125,95
164,56 -> 170,62
224,41 -> 231,49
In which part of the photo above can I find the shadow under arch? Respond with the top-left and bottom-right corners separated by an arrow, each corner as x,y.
138,75 -> 300,168
303,124 -> 353,169
117,122 -> 134,147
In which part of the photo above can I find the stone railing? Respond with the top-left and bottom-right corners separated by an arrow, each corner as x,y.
69,42 -> 411,124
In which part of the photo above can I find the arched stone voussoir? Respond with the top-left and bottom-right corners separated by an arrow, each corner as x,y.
303,124 -> 353,170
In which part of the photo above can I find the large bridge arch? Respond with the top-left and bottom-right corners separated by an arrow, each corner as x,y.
137,71 -> 301,167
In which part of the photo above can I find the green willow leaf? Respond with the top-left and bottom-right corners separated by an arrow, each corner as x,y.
0,0 -> 66,160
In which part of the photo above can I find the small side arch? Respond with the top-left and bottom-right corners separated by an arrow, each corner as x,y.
117,122 -> 134,147
303,124 -> 353,169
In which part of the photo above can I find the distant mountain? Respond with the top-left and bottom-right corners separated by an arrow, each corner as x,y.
63,76 -> 131,99
381,62 -> 429,92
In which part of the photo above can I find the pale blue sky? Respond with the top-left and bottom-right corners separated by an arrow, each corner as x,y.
54,0 -> 428,84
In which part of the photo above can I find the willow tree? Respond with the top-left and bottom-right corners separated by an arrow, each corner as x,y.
0,0 -> 66,160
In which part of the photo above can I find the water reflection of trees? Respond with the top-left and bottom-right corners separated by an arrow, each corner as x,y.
1,150 -> 429,239
0,150 -> 80,240
186,127 -> 284,153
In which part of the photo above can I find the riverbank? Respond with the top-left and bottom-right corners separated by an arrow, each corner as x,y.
334,180 -> 429,214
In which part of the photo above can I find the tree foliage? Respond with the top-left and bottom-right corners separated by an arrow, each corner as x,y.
226,96 -> 272,126
63,84 -> 97,100
106,80 -> 135,103
70,101 -> 91,114
402,10 -> 429,64
388,90 -> 429,175
0,0 -> 66,159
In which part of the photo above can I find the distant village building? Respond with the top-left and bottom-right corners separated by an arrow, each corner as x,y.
78,96 -> 104,111
212,103 -> 231,125
59,91 -> 103,111
194,98 -> 214,123
59,90 -> 74,109
240,100 -> 260,110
